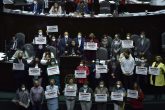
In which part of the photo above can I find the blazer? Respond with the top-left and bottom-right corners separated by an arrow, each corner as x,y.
59,37 -> 72,55
74,37 -> 85,53
136,38 -> 150,54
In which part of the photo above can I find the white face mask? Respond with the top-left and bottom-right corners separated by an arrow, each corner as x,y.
126,36 -> 130,40
80,64 -> 83,66
65,35 -> 68,38
117,85 -> 120,88
52,39 -> 56,41
140,35 -> 144,38
22,88 -> 26,91
34,1 -> 37,4
78,35 -> 81,38
39,32 -> 42,35
100,85 -> 104,88
83,85 -> 88,88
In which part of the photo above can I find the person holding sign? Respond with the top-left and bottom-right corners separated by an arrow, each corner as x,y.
64,78 -> 77,110
41,48 -> 55,65
76,61 -> 90,88
128,82 -> 144,110
150,56 -> 165,100
13,52 -> 29,89
12,84 -> 30,110
46,79 -> 60,110
120,49 -> 135,89
79,80 -> 93,110
67,40 -> 80,56
94,81 -> 109,110
111,81 -> 126,110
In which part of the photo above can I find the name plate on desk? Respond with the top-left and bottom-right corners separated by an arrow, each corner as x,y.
34,37 -> 47,44
47,66 -> 60,76
95,94 -> 107,102
136,66 -> 148,75
127,89 -> 138,99
29,68 -> 41,76
75,70 -> 86,78
47,25 -> 58,32
96,65 -> 108,73
79,93 -> 91,101
111,92 -> 124,101
149,67 -> 160,75
45,90 -> 58,99
122,40 -> 133,48
84,42 -> 97,50
13,63 -> 24,70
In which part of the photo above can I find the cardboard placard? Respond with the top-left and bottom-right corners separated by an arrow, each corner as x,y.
29,68 -> 41,76
45,90 -> 58,99
149,67 -> 160,75
47,25 -> 58,32
47,66 -> 60,76
79,92 -> 91,101
84,42 -> 97,50
95,94 -> 107,102
111,92 -> 124,101
13,63 -> 24,70
122,40 -> 134,48
64,85 -> 77,97
96,65 -> 108,73
127,89 -> 138,99
34,37 -> 47,44
75,70 -> 87,78
135,66 -> 148,75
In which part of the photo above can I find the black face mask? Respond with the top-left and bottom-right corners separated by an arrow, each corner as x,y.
18,56 -> 22,59
125,56 -> 129,59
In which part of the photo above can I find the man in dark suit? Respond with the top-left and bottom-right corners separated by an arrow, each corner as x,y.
59,32 -> 72,55
13,52 -> 28,89
74,32 -> 85,55
31,0 -> 43,14
135,32 -> 151,58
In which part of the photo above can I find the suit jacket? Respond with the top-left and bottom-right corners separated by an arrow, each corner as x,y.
136,38 -> 150,54
74,37 -> 85,53
31,3 -> 43,14
59,37 -> 72,55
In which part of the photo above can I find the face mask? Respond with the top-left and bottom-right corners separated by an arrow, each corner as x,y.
39,32 -> 42,35
22,88 -> 25,91
117,84 -> 120,88
18,56 -> 22,59
83,85 -> 88,88
78,35 -> 81,38
52,39 -> 55,41
141,35 -> 144,38
34,1 -> 37,4
100,85 -> 104,88
126,36 -> 130,40
65,35 -> 68,38
80,64 -> 83,66
51,62 -> 55,65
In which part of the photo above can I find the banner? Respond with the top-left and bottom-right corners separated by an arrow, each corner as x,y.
79,93 -> 91,101
45,90 -> 58,99
135,66 -> 148,75
96,65 -> 108,73
75,70 -> 86,78
111,92 -> 124,101
149,67 -> 160,75
121,40 -> 134,48
84,42 -> 97,50
29,68 -> 41,76
47,66 -> 60,76
47,25 -> 58,32
95,94 -> 107,102
34,37 -> 47,44
127,89 -> 138,99
13,63 -> 24,70
64,85 -> 77,97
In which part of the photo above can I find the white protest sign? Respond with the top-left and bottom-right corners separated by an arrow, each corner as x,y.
96,65 -> 108,73
13,63 -> 25,70
127,89 -> 138,99
47,66 -> 60,76
47,25 -> 58,32
64,85 -> 77,97
29,68 -> 41,76
122,40 -> 134,48
45,90 -> 58,99
111,92 -> 124,101
84,42 -> 97,50
149,67 -> 160,75
34,37 -> 47,44
136,66 -> 148,75
95,94 -> 107,102
79,93 -> 91,101
75,70 -> 86,78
